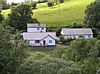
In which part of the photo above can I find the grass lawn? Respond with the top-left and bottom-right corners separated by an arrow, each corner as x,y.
2,0 -> 94,26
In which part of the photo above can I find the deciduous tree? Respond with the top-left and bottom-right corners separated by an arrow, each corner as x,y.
8,4 -> 33,31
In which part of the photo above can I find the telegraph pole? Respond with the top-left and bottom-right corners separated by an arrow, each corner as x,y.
59,3 -> 60,16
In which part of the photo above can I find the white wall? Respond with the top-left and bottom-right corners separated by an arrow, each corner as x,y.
61,30 -> 64,35
63,34 -> 93,39
29,41 -> 35,46
84,35 -> 93,39
28,36 -> 55,46
29,40 -> 42,46
41,36 -> 55,46
27,27 -> 46,32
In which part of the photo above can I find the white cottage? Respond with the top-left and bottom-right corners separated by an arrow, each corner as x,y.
61,28 -> 93,39
22,32 -> 57,47
22,23 -> 57,47
27,23 -> 46,33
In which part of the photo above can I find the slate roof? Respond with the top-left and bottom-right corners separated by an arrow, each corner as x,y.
27,23 -> 46,28
61,28 -> 93,35
22,32 -> 58,40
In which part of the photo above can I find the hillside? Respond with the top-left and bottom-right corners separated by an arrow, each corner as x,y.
2,0 -> 95,26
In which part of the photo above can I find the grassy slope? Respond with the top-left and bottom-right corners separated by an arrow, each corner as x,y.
2,0 -> 94,26
33,0 -> 94,26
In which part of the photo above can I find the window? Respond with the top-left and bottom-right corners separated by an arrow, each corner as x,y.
37,27 -> 39,30
80,35 -> 84,38
49,40 -> 52,43
41,27 -> 44,30
35,40 -> 40,43
88,35 -> 91,38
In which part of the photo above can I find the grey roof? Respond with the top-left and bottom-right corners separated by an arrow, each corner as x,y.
22,32 -> 58,40
61,28 -> 93,35
27,23 -> 46,28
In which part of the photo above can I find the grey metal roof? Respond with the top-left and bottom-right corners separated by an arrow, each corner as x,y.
22,32 -> 58,40
27,23 -> 46,28
61,28 -> 93,35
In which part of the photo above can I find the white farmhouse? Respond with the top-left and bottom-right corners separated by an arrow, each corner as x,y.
61,28 -> 93,39
22,23 -> 57,47
22,32 -> 56,47
27,23 -> 46,33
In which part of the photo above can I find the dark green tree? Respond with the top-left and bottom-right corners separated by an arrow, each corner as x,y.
59,0 -> 64,3
84,0 -> 100,29
0,12 -> 3,22
8,4 -> 33,31
56,28 -> 61,37
0,0 -> 4,10
47,1 -> 54,7
32,2 -> 37,9
84,0 -> 100,38
0,24 -> 27,74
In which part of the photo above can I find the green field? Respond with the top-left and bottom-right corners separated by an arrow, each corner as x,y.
2,0 -> 94,26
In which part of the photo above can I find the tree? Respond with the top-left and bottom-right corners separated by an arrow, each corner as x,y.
47,1 -> 54,7
84,0 -> 100,29
0,13 -> 3,22
16,57 -> 81,74
85,0 -> 100,28
0,23 -> 27,74
70,22 -> 83,28
0,0 -> 3,10
8,4 -> 33,31
84,0 -> 100,38
32,2 -> 37,9
64,38 -> 100,61
59,0 -> 64,3
56,27 -> 61,37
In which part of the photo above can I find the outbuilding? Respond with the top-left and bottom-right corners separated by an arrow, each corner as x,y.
61,28 -> 93,39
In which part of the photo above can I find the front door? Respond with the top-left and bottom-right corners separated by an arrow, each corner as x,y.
43,40 -> 46,45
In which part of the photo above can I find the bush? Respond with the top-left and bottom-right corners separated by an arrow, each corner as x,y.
11,2 -> 18,6
33,18 -> 40,23
69,22 -> 83,28
56,28 -> 61,37
32,2 -> 37,9
0,13 -> 3,22
38,0 -> 48,3
47,1 -> 54,7
59,36 -> 74,45
59,0 -> 64,3
16,57 -> 81,74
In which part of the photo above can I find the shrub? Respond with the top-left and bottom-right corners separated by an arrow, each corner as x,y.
47,1 -> 54,7
56,28 -> 62,37
0,13 -> 3,22
38,0 -> 48,3
59,0 -> 64,3
16,57 -> 81,74
59,36 -> 74,45
69,22 -> 83,28
32,2 -> 37,9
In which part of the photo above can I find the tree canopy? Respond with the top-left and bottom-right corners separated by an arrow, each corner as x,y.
85,0 -> 100,29
8,4 -> 33,31
0,23 -> 27,74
